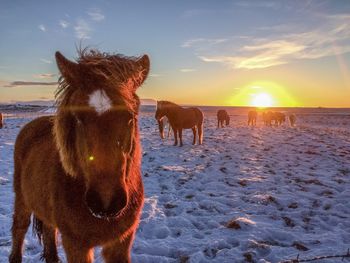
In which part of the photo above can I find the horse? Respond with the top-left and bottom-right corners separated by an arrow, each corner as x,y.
0,112 -> 3,128
155,101 -> 203,146
248,110 -> 257,126
217,109 -> 230,128
289,114 -> 296,126
157,116 -> 172,139
275,112 -> 286,126
9,48 -> 150,263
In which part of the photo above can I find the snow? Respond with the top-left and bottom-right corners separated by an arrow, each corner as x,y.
0,107 -> 350,262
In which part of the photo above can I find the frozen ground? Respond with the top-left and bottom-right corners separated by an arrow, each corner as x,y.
0,108 -> 350,262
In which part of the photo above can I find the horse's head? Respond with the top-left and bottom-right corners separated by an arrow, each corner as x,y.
54,49 -> 149,219
155,101 -> 167,139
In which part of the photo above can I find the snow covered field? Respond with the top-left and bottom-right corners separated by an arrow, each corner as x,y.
0,107 -> 350,262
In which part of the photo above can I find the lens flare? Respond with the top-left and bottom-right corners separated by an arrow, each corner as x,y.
251,93 -> 273,108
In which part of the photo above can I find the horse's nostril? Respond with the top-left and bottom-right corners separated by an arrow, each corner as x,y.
85,189 -> 128,218
106,191 -> 128,217
85,189 -> 104,216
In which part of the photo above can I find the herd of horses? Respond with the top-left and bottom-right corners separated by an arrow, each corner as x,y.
155,106 -> 297,146
6,48 -> 297,263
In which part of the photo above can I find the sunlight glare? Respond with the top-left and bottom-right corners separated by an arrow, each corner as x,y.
251,93 -> 273,107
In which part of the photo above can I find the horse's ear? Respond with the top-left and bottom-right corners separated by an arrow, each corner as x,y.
55,51 -> 80,82
135,54 -> 150,87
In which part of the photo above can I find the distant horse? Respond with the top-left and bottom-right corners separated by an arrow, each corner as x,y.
157,116 -> 172,139
0,112 -> 3,128
9,49 -> 150,263
275,112 -> 286,126
155,101 -> 203,146
289,114 -> 296,126
248,110 -> 257,126
217,109 -> 230,128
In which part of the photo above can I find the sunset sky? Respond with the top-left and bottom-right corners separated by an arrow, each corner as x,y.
0,0 -> 350,107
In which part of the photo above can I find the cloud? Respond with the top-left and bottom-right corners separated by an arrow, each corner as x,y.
184,13 -> 350,69
74,18 -> 92,39
40,58 -> 52,64
38,24 -> 46,32
33,73 -> 56,79
149,74 -> 162,77
180,68 -> 196,73
5,81 -> 57,87
87,8 -> 105,21
181,38 -> 227,48
59,20 -> 69,28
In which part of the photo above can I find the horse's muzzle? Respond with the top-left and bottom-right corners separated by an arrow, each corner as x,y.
85,188 -> 128,219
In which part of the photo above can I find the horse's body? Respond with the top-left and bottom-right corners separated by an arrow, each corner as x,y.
263,111 -> 285,126
275,112 -> 286,126
155,101 -> 203,146
248,110 -> 257,126
10,49 -> 150,263
0,112 -> 3,128
217,109 -> 230,128
289,114 -> 296,126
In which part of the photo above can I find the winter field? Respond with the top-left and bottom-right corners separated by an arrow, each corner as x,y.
0,105 -> 350,262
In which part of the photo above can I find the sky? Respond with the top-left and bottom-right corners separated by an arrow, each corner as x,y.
0,0 -> 350,107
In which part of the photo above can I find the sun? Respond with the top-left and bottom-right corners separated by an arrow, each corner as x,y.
251,93 -> 273,108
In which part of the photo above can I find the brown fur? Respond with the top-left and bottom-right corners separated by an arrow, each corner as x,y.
9,48 -> 150,263
217,110 -> 230,128
263,111 -> 286,126
155,101 -> 204,146
0,112 -> 3,128
248,110 -> 257,126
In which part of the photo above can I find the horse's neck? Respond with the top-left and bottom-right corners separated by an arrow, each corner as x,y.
163,105 -> 182,122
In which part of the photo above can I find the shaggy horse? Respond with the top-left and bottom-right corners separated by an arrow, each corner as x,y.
289,114 -> 296,126
155,101 -> 203,146
9,49 -> 150,263
264,111 -> 285,126
217,109 -> 230,128
248,110 -> 257,126
275,112 -> 286,126
0,112 -> 3,128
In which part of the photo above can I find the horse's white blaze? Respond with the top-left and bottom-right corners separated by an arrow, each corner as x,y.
89,89 -> 112,115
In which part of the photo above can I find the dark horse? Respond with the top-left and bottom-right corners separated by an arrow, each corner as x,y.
155,101 -> 203,146
217,109 -> 230,128
9,49 -> 150,263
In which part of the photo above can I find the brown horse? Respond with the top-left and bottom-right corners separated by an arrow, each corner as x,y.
248,110 -> 257,126
0,112 -> 3,128
217,109 -> 230,128
155,101 -> 203,146
9,49 -> 150,263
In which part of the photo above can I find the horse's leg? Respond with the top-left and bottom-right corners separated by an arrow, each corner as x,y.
42,224 -> 59,263
167,123 -> 171,138
179,129 -> 183,147
198,123 -> 203,145
9,193 -> 31,263
62,236 -> 93,263
173,129 -> 178,146
192,127 -> 196,145
102,232 -> 134,263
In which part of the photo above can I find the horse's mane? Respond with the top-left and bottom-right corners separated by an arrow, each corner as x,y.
158,100 -> 181,109
55,48 -> 144,113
